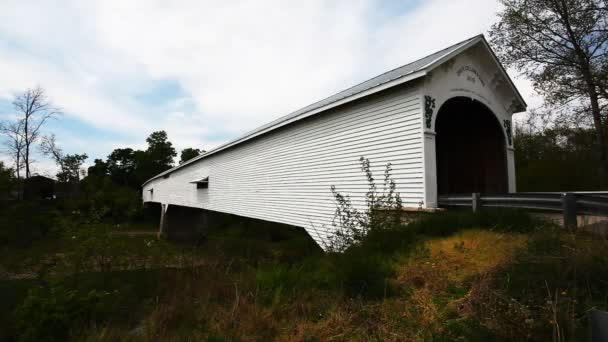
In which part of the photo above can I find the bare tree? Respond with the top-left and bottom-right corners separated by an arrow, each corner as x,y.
40,134 -> 88,183
11,87 -> 60,178
0,120 -> 25,178
490,0 -> 608,180
40,134 -> 65,176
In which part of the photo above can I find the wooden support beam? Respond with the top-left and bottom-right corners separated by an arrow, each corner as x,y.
158,204 -> 167,239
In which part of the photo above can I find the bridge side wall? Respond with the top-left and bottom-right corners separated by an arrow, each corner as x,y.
143,83 -> 425,245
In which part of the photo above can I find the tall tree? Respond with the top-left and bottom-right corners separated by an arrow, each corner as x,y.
40,134 -> 87,182
10,87 -> 59,178
0,161 -> 14,199
146,131 -> 177,169
180,147 -> 202,164
515,124 -> 603,190
137,131 -> 177,182
87,159 -> 109,178
490,0 -> 608,180
107,148 -> 138,187
0,120 -> 25,178
40,134 -> 64,175
58,154 -> 88,183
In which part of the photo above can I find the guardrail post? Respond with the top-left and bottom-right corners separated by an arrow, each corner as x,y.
472,192 -> 481,213
561,193 -> 577,229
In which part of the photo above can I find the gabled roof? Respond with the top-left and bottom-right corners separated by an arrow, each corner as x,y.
143,34 -> 526,186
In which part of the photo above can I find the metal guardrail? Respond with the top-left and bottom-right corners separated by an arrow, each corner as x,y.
438,192 -> 608,228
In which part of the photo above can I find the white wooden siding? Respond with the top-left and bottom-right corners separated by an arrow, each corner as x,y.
143,84 -> 423,245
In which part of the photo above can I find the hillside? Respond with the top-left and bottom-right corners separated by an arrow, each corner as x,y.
1,209 -> 607,341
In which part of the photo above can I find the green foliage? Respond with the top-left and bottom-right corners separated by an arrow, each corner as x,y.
320,157 -> 405,299
408,208 -> 550,237
146,131 -> 177,165
490,0 -> 608,107
61,222 -> 181,274
255,258 -> 338,302
515,126 -> 605,190
14,282 -> 112,341
56,153 -> 88,183
78,175 -> 141,223
0,201 -> 61,247
140,130 -> 177,181
1,206 -> 605,341
65,224 -> 128,273
467,228 -> 608,340
103,131 -> 177,189
334,249 -> 394,299
0,161 -> 15,199
180,147 -> 202,164
490,0 -> 608,177
106,147 -> 140,188
204,211 -> 321,263
87,158 -> 108,178
326,156 -> 403,252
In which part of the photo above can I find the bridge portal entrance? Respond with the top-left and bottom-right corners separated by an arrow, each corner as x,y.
435,97 -> 508,195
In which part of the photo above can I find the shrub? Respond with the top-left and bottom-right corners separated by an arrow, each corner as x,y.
14,282 -> 112,341
321,157 -> 410,299
334,249 -> 395,299
255,264 -> 299,306
77,176 -> 142,223
409,208 -> 550,238
324,156 -> 403,252
64,224 -> 128,273
255,258 -> 339,304
0,201 -> 61,247
464,227 -> 608,340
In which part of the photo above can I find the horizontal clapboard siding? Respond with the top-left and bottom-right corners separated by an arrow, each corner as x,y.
143,84 -> 424,246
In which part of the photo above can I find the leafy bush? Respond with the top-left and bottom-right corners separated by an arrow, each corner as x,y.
15,282 -> 112,341
255,258 -> 339,305
324,156 -> 403,252
464,227 -> 608,340
0,201 -> 61,247
61,224 -> 127,273
334,249 -> 395,299
254,254 -> 395,302
409,208 -> 551,237
61,223 -> 182,273
76,176 -> 142,223
255,264 -> 300,306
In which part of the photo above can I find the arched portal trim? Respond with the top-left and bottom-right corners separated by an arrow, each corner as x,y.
434,96 -> 509,195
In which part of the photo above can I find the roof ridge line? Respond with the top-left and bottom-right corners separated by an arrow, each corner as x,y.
142,34 -> 487,186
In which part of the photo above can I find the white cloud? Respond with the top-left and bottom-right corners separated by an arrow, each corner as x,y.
0,0 -> 541,173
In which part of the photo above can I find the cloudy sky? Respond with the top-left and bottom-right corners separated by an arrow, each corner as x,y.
0,0 -> 539,175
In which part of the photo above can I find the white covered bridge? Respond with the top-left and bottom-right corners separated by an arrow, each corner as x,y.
142,34 -> 527,246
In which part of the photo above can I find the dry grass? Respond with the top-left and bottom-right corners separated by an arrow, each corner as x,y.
15,224 -> 606,341
101,229 -> 529,341
427,229 -> 527,283
392,229 -> 528,338
398,229 -> 527,288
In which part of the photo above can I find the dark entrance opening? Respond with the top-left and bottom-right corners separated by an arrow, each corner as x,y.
435,97 -> 508,194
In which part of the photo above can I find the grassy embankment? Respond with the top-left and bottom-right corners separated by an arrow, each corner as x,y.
1,209 -> 607,341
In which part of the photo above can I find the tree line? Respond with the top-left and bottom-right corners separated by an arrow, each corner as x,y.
0,87 -> 204,205
1,0 -> 606,197
490,0 -> 607,188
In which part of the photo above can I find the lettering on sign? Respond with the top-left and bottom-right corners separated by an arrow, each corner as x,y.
449,88 -> 492,106
456,65 -> 486,87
